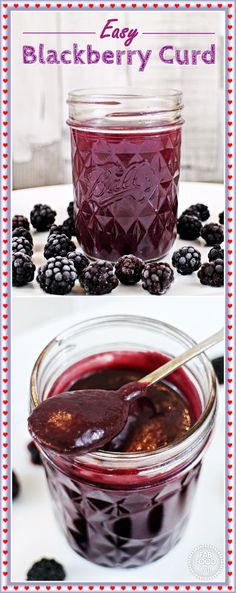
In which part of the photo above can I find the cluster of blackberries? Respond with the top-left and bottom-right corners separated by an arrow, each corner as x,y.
177,203 -> 224,245
175,203 -> 224,287
172,243 -> 224,287
171,243 -> 224,286
36,253 -> 175,296
12,201 -> 75,288
12,216 -> 35,287
12,200 -> 224,292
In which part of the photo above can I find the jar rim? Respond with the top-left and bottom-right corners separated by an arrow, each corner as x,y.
67,87 -> 184,130
30,314 -> 217,469
67,87 -> 183,103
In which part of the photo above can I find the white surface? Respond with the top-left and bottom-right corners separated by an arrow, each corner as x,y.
12,181 -> 224,297
12,297 -> 225,583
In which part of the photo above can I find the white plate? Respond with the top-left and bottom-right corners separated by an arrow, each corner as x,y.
12,181 -> 224,297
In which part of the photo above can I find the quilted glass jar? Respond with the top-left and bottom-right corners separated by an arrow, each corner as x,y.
67,89 -> 184,262
30,315 -> 217,568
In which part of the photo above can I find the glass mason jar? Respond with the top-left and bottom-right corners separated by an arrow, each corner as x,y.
30,315 -> 216,568
67,89 -> 184,262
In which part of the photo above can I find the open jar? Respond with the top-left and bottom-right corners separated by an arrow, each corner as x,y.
67,89 -> 184,262
30,315 -> 217,568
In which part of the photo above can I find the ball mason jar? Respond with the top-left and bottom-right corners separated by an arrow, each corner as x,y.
30,315 -> 217,568
67,89 -> 184,262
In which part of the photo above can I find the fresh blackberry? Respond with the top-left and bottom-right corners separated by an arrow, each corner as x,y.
12,253 -> 35,287
27,558 -> 66,581
68,251 -> 90,277
12,227 -> 33,245
198,259 -> 224,287
208,245 -> 224,262
182,203 -> 210,221
44,233 -> 76,260
67,201 -> 74,218
80,261 -> 118,295
219,211 -> 224,225
12,236 -> 33,257
49,224 -> 65,237
48,218 -> 75,239
30,204 -> 56,231
115,255 -> 144,285
37,256 -> 77,295
12,470 -> 20,500
12,214 -> 30,231
211,356 -> 224,384
61,217 -> 75,238
49,223 -> 71,239
172,246 -> 201,275
141,262 -> 174,295
177,214 -> 202,240
201,223 -> 224,246
27,441 -> 42,465
182,207 -> 200,218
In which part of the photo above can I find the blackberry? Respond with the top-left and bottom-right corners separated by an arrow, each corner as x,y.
12,236 -> 33,257
49,224 -> 65,237
49,222 -> 72,239
27,558 -> 66,581
37,256 -> 77,295
141,262 -> 174,295
30,204 -> 56,231
182,207 -> 199,218
67,201 -> 74,218
12,214 -> 30,231
12,253 -> 35,287
12,470 -> 20,500
177,214 -> 202,240
172,246 -> 201,275
80,261 -> 118,295
198,259 -> 224,287
61,217 -> 75,238
12,227 -> 33,245
27,441 -> 42,465
219,211 -> 224,225
182,203 -> 210,222
44,233 -> 76,259
208,244 -> 224,262
49,218 -> 75,239
68,251 -> 90,277
115,254 -> 144,285
201,223 -> 224,246
211,356 -> 224,384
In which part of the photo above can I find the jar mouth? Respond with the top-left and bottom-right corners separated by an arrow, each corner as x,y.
30,314 -> 217,468
67,87 -> 183,103
67,87 -> 184,131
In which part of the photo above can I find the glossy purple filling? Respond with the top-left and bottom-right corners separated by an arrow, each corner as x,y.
38,350 -> 202,567
70,127 -> 182,261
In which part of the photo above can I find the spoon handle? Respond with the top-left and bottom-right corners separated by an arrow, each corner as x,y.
139,328 -> 224,387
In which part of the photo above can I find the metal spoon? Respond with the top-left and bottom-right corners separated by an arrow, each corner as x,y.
28,328 -> 224,454
125,327 -> 224,400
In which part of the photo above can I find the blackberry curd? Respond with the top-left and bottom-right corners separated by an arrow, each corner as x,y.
30,316 -> 217,567
67,89 -> 184,262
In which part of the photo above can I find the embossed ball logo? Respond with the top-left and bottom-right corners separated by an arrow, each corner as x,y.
188,544 -> 223,580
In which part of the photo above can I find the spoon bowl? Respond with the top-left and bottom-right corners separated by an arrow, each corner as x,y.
28,328 -> 223,455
